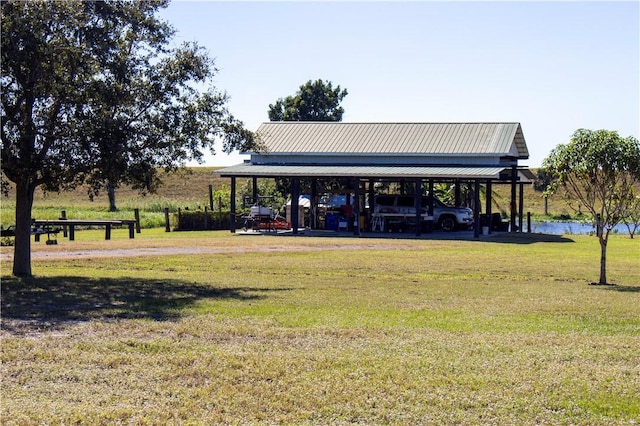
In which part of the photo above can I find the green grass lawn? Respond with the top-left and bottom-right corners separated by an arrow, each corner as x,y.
1,230 -> 639,424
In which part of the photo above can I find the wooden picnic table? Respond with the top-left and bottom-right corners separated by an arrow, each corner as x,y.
31,219 -> 138,241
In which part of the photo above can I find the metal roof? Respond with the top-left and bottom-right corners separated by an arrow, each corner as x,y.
251,122 -> 529,159
218,164 -> 509,180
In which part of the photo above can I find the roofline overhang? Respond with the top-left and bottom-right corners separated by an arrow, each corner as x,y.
243,151 -> 529,159
217,164 -> 533,182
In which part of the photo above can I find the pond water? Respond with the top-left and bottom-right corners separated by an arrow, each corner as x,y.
525,221 -> 632,235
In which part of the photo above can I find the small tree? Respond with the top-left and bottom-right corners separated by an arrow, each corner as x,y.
621,191 -> 640,239
534,167 -> 554,192
268,79 -> 348,122
543,129 -> 640,285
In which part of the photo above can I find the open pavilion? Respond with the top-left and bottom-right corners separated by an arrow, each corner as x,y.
217,122 -> 533,238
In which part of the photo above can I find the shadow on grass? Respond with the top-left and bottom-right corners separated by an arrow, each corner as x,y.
481,232 -> 575,244
1,276 -> 290,334
596,284 -> 640,293
298,230 -> 575,244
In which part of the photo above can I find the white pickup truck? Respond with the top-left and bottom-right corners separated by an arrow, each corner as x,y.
430,198 -> 474,231
374,195 -> 473,232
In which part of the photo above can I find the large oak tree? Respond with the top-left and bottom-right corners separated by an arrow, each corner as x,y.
1,0 -> 253,277
543,129 -> 640,285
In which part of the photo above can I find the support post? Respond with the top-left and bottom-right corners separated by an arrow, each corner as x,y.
518,183 -> 524,233
510,165 -> 517,233
473,180 -> 481,239
230,177 -> 237,233
164,208 -> 171,232
368,179 -> 375,229
354,178 -> 361,236
414,179 -> 422,237
208,185 -> 214,210
311,178 -> 318,229
60,210 -> 68,237
428,179 -> 434,217
485,180 -> 492,234
134,208 -> 141,233
291,178 -> 300,234
252,177 -> 258,205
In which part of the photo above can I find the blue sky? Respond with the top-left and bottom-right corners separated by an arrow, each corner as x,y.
159,1 -> 639,167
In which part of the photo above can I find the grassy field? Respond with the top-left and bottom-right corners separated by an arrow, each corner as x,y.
1,229 -> 639,424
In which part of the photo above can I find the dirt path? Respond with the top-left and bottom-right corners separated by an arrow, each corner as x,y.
0,239 -> 421,262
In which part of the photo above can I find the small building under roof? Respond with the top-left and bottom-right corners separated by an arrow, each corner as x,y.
218,122 -> 533,237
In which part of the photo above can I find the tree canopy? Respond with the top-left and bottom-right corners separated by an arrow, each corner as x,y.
268,79 -> 348,122
265,79 -> 348,197
543,128 -> 640,285
1,0 -> 254,276
79,20 -> 254,211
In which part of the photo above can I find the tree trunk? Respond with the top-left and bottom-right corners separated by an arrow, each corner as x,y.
12,177 -> 36,277
598,234 -> 608,285
107,181 -> 118,212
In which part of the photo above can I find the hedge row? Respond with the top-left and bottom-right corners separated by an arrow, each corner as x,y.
174,210 -> 232,231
